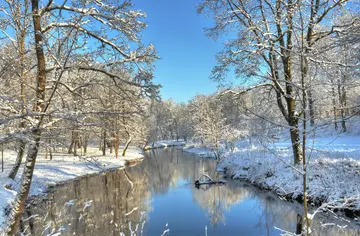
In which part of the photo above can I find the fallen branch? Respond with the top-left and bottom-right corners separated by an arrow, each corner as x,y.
194,174 -> 227,187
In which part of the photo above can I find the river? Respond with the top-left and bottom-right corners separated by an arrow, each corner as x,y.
20,147 -> 360,235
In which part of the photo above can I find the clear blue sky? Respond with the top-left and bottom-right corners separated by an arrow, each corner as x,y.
133,0 -> 228,103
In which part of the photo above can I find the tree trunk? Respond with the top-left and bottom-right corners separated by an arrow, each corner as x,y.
122,136 -> 132,157
68,131 -> 74,154
289,121 -> 302,165
102,130 -> 106,156
83,134 -> 88,155
8,10 -> 28,180
6,133 -> 41,234
68,141 -> 74,154
174,120 -> 179,141
308,90 -> 315,127
331,79 -> 338,131
214,138 -> 220,160
114,133 -> 119,158
277,36 -> 302,165
6,0 -> 47,232
338,80 -> 347,133
73,131 -> 78,156
73,131 -> 79,156
286,88 -> 302,164
8,141 -> 26,180
301,54 -> 311,234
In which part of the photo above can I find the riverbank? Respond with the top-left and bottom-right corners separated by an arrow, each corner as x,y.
183,136 -> 360,214
0,146 -> 145,230
182,144 -> 216,158
0,139 -> 188,231
144,139 -> 185,150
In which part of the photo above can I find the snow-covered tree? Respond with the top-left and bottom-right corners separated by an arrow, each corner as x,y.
0,0 -> 159,233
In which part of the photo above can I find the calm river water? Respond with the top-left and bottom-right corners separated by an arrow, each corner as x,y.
20,148 -> 360,235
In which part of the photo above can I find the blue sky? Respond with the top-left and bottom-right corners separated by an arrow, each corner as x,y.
134,0 -> 229,103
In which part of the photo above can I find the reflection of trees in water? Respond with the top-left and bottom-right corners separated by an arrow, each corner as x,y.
255,191 -> 360,236
21,168 -> 151,236
139,148 -> 217,194
20,148 -> 217,235
236,184 -> 360,236
193,180 -> 360,235
192,182 -> 250,227
20,148 -> 360,235
250,190 -> 301,235
310,214 -> 360,236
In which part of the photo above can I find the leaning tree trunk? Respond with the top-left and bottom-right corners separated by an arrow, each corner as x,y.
8,141 -> 26,180
6,0 -> 47,233
6,134 -> 41,234
122,136 -> 132,157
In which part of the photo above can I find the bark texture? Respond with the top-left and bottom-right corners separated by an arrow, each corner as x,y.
6,0 -> 47,233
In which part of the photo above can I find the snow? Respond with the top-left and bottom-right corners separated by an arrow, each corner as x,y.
182,142 -> 217,158
0,146 -> 144,231
144,139 -> 185,150
185,135 -> 360,212
182,146 -> 216,158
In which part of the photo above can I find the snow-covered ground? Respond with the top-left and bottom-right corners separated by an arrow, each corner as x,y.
144,139 -> 185,150
184,134 -> 360,212
0,146 -> 144,230
182,144 -> 216,158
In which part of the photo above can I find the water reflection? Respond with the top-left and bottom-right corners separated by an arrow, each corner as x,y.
21,148 -> 360,235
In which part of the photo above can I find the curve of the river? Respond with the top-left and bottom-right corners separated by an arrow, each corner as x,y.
20,147 -> 360,235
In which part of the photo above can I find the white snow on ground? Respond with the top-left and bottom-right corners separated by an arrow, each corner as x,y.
185,135 -> 360,211
181,140 -> 226,158
182,145 -> 216,158
0,146 -> 144,230
145,140 -> 185,149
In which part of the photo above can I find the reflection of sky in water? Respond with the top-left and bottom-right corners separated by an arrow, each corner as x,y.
146,180 -> 286,235
21,148 -> 360,236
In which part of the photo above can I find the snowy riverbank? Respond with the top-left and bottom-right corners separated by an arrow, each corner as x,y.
182,144 -> 216,158
144,139 -> 185,150
183,135 -> 360,212
0,139 -> 187,231
0,146 -> 144,230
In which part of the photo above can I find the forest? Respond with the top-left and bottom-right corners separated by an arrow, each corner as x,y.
0,0 -> 359,235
